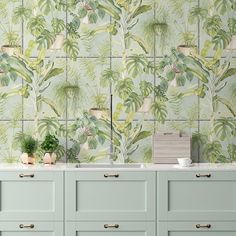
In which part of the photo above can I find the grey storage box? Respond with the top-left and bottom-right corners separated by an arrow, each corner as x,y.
153,132 -> 191,164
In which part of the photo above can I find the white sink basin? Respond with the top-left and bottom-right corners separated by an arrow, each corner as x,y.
75,163 -> 145,169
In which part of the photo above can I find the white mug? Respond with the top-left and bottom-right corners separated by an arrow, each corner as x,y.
177,158 -> 192,167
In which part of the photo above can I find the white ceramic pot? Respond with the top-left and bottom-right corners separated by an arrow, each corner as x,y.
226,35 -> 236,51
1,45 -> 21,56
43,152 -> 57,164
20,153 -> 36,165
177,45 -> 197,56
89,108 -> 109,119
138,97 -> 152,113
50,34 -> 65,50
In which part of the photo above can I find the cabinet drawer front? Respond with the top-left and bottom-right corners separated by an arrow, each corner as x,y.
65,171 -> 155,221
0,221 -> 63,236
66,221 -> 155,236
158,222 -> 236,236
158,171 -> 236,221
0,171 -> 64,221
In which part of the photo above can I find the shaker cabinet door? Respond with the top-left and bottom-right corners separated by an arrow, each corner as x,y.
157,171 -> 236,221
66,221 -> 155,236
158,222 -> 236,236
0,221 -> 63,236
65,171 -> 156,221
0,171 -> 64,221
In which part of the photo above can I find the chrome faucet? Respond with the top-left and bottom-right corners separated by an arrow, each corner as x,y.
109,94 -> 114,165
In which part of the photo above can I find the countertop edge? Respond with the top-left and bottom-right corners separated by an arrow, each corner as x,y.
0,163 -> 236,171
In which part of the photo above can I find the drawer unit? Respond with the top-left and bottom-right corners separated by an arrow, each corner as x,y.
65,171 -> 156,221
158,171 -> 236,221
0,171 -> 64,221
0,221 -> 63,236
158,221 -> 236,236
66,221 -> 155,236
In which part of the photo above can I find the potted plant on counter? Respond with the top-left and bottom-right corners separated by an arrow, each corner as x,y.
20,135 -> 38,165
41,134 -> 59,164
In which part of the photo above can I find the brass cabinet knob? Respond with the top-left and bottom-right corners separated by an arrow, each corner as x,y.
104,224 -> 119,229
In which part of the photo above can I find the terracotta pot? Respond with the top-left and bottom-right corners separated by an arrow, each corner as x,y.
138,97 -> 152,113
50,34 -> 65,50
83,3 -> 93,11
43,152 -> 57,164
1,45 -> 21,56
226,35 -> 236,51
0,70 -> 5,76
177,45 -> 197,56
20,153 -> 36,165
89,108 -> 109,119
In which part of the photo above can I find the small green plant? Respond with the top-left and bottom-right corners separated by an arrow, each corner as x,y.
92,93 -> 108,109
41,134 -> 59,153
3,30 -> 20,46
20,135 -> 38,156
0,0 -> 21,47
180,31 -> 196,47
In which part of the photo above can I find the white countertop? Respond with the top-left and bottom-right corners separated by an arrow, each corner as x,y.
0,163 -> 236,171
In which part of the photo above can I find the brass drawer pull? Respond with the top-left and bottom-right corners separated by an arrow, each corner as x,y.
104,224 -> 119,229
196,224 -> 211,229
19,174 -> 35,178
196,173 -> 211,178
19,224 -> 35,229
104,174 -> 119,178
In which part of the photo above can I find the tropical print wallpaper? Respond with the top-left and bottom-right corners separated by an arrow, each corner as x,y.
0,0 -> 235,163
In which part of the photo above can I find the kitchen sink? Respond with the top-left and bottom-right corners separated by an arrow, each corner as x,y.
75,163 -> 145,169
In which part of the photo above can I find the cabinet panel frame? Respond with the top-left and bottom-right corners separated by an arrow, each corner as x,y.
0,171 -> 64,221
66,221 -> 155,236
65,171 -> 156,221
0,221 -> 64,235
158,221 -> 236,236
157,171 -> 236,221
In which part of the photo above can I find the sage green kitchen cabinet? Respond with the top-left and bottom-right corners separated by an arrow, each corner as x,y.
0,171 -> 64,221
158,222 -> 236,235
157,171 -> 236,221
65,171 -> 156,221
0,222 -> 63,236
66,221 -> 155,236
